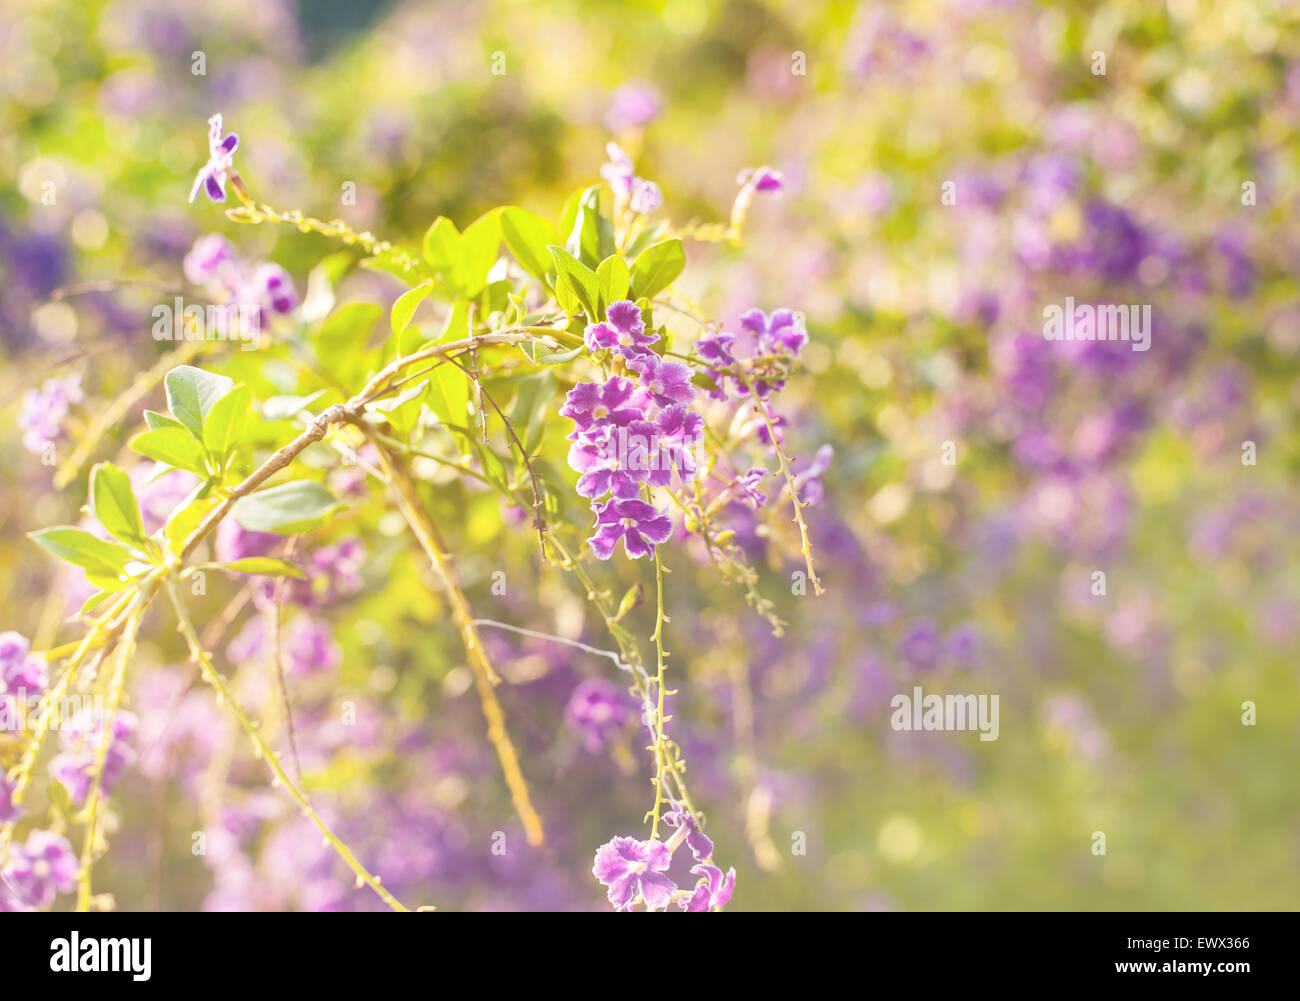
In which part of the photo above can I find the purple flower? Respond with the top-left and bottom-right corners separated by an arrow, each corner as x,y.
285,616 -> 341,676
568,419 -> 658,499
740,308 -> 807,356
663,802 -> 714,862
600,143 -> 637,198
189,113 -> 240,204
17,375 -> 83,455
215,519 -> 281,564
49,709 -> 138,805
682,863 -> 736,911
606,82 -> 661,132
565,679 -> 630,752
559,376 -> 648,439
947,622 -> 982,667
739,166 -> 784,193
0,631 -> 46,696
627,353 -> 695,408
737,467 -> 769,508
584,300 -> 657,359
629,179 -> 663,215
4,831 -> 77,908
900,618 -> 942,672
592,836 -> 677,911
183,233 -> 238,286
650,405 -> 704,484
251,263 -> 298,314
794,444 -> 833,506
588,498 -> 673,560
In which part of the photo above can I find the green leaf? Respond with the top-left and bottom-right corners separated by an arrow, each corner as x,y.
510,370 -> 556,452
563,186 -> 607,268
629,238 -> 686,302
548,246 -> 601,322
202,384 -> 253,463
369,379 -> 427,434
535,345 -> 585,365
263,391 -> 326,421
76,589 -> 115,617
230,481 -> 341,535
317,302 -> 383,379
596,255 -> 630,310
130,427 -> 210,475
459,209 -> 502,298
501,207 -> 560,284
29,526 -> 132,582
90,462 -> 146,547
427,363 -> 473,435
218,557 -> 308,579
391,283 -> 433,337
165,493 -> 221,556
422,217 -> 466,287
165,365 -> 235,439
143,410 -> 185,431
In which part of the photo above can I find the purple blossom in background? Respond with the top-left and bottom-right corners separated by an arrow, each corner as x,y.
215,518 -> 281,564
740,308 -> 807,356
794,444 -> 833,506
738,166 -> 784,193
17,375 -> 83,455
629,179 -> 663,215
900,618 -> 942,672
564,679 -> 630,752
251,263 -> 299,314
49,709 -> 138,804
737,467 -> 769,508
189,113 -> 240,203
600,142 -> 636,198
652,404 -> 704,483
584,299 -> 656,359
183,233 -> 238,285
588,498 -> 673,560
591,836 -> 676,911
0,631 -> 47,695
0,774 -> 21,824
285,616 -> 342,676
682,862 -> 736,911
3,831 -> 78,909
606,82 -> 661,132
947,621 -> 983,667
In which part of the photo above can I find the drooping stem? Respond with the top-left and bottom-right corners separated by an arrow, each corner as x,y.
370,442 -> 546,847
738,375 -> 825,596
648,551 -> 671,840
77,584 -> 153,910
163,577 -> 414,912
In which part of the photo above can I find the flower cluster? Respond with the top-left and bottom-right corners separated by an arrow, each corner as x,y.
564,679 -> 632,753
601,143 -> 662,216
49,708 -> 139,805
17,375 -> 83,456
563,301 -> 705,560
696,307 -> 807,401
591,803 -> 735,912
184,233 -> 299,324
0,831 -> 78,912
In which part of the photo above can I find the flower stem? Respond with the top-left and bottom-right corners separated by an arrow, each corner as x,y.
163,577 -> 414,912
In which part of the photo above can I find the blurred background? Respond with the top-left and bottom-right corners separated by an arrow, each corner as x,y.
1,0 -> 1298,910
